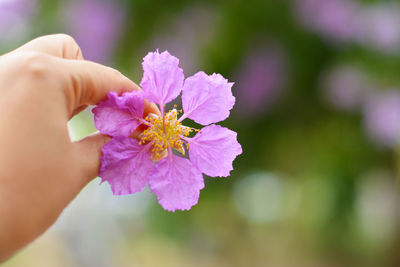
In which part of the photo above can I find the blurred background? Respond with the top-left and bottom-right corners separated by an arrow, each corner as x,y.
2,0 -> 400,266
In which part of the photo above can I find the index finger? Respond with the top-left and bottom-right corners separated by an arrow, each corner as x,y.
54,56 -> 160,117
13,34 -> 84,60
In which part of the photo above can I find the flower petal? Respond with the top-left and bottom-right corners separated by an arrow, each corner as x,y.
149,155 -> 204,211
140,50 -> 184,106
93,91 -> 144,137
181,71 -> 235,125
188,124 -> 242,177
100,137 -> 154,195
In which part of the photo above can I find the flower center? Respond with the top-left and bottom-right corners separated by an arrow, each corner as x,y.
139,109 -> 193,161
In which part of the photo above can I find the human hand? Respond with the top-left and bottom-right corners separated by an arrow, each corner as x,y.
0,34 -> 159,261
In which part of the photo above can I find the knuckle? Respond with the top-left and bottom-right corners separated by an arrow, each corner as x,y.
55,33 -> 78,47
21,52 -> 50,76
54,33 -> 83,59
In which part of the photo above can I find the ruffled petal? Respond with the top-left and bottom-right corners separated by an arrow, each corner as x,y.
100,137 -> 154,195
140,50 -> 184,106
93,91 -> 144,137
149,155 -> 204,211
181,72 -> 235,125
188,124 -> 242,177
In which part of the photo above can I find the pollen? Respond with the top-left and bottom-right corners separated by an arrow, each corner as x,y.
139,109 -> 194,161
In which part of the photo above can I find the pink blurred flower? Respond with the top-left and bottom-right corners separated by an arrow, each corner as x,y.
363,90 -> 400,148
322,65 -> 372,111
93,50 -> 242,211
65,0 -> 124,63
356,4 -> 400,53
235,44 -> 287,118
0,0 -> 37,43
294,0 -> 400,53
294,0 -> 361,43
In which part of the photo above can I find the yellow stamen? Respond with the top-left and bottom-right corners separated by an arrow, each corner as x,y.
140,109 -> 193,161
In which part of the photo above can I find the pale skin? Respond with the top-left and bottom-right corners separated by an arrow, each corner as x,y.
0,34 -> 160,261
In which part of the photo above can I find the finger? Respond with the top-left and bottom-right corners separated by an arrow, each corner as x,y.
72,103 -> 160,181
144,99 -> 161,117
55,57 -> 141,115
70,103 -> 160,179
13,34 -> 84,60
70,105 -> 88,119
73,132 -> 110,182
69,96 -> 160,120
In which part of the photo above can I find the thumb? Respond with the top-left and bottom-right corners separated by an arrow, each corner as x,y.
73,127 -> 148,184
73,132 -> 110,183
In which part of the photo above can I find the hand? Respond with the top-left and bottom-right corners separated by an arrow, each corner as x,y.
0,34 -> 158,261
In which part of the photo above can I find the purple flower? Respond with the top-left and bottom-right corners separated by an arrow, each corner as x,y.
93,50 -> 242,211
235,44 -> 287,118
363,90 -> 400,148
294,0 -> 361,43
64,0 -> 124,63
0,0 -> 35,14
